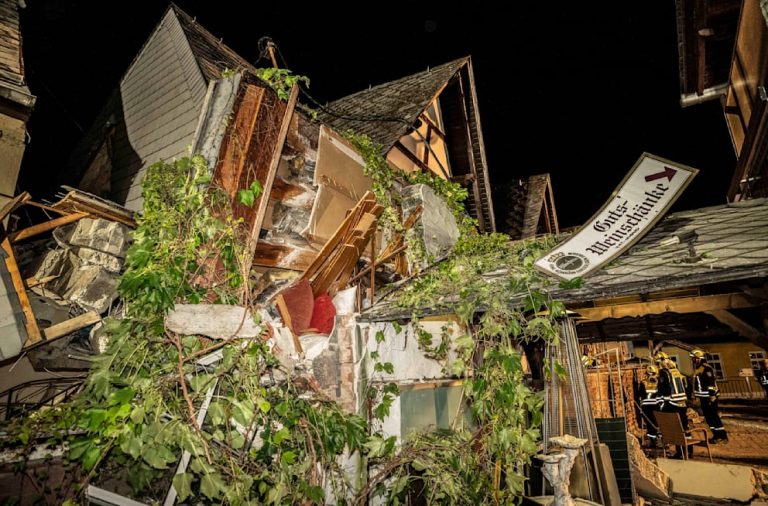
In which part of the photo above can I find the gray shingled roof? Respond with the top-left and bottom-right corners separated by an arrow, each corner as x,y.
171,4 -> 257,81
361,198 -> 768,321
317,57 -> 468,150
0,0 -> 33,107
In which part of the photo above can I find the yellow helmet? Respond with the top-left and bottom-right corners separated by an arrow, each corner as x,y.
690,349 -> 706,360
654,351 -> 669,363
646,365 -> 659,375
665,359 -> 678,370
581,355 -> 594,367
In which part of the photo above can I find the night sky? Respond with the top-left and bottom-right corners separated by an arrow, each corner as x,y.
17,1 -> 735,228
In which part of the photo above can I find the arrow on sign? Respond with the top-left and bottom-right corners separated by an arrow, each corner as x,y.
645,166 -> 677,182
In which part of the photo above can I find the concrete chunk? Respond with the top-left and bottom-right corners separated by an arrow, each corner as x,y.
55,218 -> 131,258
401,184 -> 459,270
166,304 -> 263,339
657,457 -> 755,502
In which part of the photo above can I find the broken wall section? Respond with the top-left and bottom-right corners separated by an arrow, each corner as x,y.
28,218 -> 131,314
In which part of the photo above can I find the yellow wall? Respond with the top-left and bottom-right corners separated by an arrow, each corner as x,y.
634,341 -> 764,391
387,99 -> 451,179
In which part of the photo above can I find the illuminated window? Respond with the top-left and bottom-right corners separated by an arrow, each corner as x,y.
749,351 -> 766,375
707,353 -> 725,380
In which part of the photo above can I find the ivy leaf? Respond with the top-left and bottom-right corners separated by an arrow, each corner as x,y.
382,362 -> 394,374
249,180 -> 263,198
230,430 -> 245,450
375,330 -> 385,343
173,473 -> 193,502
370,351 -> 379,360
82,447 -> 101,471
108,387 -> 135,406
237,189 -> 255,208
207,401 -> 225,426
258,399 -> 271,414
558,277 -> 583,289
86,408 -> 107,431
189,373 -> 212,393
125,435 -> 143,459
200,472 -> 225,499
392,321 -> 402,334
68,439 -> 91,460
281,450 -> 297,465
273,427 -> 291,445
130,405 -> 145,424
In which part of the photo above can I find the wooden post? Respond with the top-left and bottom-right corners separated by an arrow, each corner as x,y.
9,212 -> 89,243
0,231 -> 41,346
369,229 -> 376,303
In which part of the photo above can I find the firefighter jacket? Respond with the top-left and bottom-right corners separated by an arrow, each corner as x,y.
658,368 -> 687,407
638,378 -> 659,407
693,364 -> 719,399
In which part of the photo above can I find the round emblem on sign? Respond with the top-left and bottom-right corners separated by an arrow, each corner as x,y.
550,253 -> 589,274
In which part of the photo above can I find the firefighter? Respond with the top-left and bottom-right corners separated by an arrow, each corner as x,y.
690,349 -> 728,443
758,359 -> 768,399
637,364 -> 660,444
656,352 -> 690,457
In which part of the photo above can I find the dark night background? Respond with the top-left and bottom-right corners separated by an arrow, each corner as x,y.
16,1 -> 735,228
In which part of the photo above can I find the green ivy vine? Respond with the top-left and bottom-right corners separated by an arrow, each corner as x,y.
1,156 -> 370,505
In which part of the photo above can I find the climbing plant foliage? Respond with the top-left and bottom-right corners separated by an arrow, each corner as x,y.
343,135 -> 566,504
3,135 -> 569,504
3,156 -> 370,504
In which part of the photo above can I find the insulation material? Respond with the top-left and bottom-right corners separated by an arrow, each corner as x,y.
585,367 -> 639,434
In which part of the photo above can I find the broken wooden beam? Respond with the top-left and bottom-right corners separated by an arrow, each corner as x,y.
572,293 -> 759,321
0,191 -> 30,223
9,212 -> 89,243
166,304 -> 263,339
252,241 -> 317,271
0,221 -> 42,347
40,311 -> 101,342
269,178 -> 314,209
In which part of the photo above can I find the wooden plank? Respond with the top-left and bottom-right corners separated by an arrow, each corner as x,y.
0,191 -> 30,222
706,309 -> 768,351
25,275 -> 58,289
573,293 -> 759,322
301,190 -> 375,281
270,178 -> 313,208
39,311 -> 101,342
252,241 -> 316,271
348,244 -> 408,284
275,294 -> 303,354
9,212 -> 88,243
0,230 -> 41,345
394,141 -> 433,174
244,85 -> 300,267
25,200 -> 69,216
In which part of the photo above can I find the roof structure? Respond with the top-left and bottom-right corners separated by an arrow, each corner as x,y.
0,0 -> 34,109
317,57 -> 468,151
362,198 -> 768,321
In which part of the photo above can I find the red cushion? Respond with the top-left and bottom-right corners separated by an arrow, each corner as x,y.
279,278 -> 313,333
309,293 -> 336,334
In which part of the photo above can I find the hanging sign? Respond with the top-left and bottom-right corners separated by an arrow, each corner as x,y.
535,153 -> 698,281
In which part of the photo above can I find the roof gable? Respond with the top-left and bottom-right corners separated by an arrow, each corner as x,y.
317,57 -> 468,150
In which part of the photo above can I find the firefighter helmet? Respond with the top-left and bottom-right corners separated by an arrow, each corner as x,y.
690,349 -> 706,360
646,365 -> 659,375
654,351 -> 669,363
581,355 -> 594,367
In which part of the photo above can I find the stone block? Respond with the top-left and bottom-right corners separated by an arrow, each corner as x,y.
401,184 -> 459,271
55,218 -> 131,258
